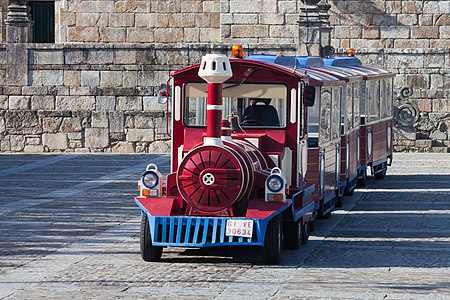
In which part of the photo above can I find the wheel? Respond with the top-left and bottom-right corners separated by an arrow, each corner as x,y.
283,220 -> 302,250
300,221 -> 309,245
140,213 -> 163,262
322,211 -> 332,219
344,187 -> 354,196
309,220 -> 316,233
262,215 -> 282,264
357,170 -> 366,187
335,195 -> 343,207
374,167 -> 387,179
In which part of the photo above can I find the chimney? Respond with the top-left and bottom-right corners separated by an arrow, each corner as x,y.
197,54 -> 233,146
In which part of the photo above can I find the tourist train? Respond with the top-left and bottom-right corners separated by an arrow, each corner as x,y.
134,45 -> 395,264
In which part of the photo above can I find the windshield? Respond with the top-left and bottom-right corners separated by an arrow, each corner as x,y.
184,83 -> 288,128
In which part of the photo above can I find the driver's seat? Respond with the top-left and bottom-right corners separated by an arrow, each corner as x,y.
242,100 -> 280,126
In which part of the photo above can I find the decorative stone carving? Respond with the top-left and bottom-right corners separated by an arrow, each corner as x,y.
5,0 -> 33,43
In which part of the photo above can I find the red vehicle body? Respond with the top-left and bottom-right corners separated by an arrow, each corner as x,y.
134,50 -> 395,264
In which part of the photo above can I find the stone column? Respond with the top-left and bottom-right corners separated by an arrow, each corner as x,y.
298,0 -> 322,56
318,0 -> 332,48
5,0 -> 33,43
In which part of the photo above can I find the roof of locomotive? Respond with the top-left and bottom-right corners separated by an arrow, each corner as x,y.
170,58 -> 309,81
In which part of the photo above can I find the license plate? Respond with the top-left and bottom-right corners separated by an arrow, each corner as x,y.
225,219 -> 253,238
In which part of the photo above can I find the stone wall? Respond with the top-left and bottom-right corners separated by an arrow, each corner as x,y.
0,43 -> 298,153
0,0 -> 449,152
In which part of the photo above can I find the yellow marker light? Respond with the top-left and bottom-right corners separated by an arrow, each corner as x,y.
347,48 -> 356,57
272,194 -> 284,202
232,44 -> 244,58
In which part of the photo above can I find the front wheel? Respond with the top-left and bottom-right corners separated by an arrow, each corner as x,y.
262,215 -> 282,265
283,220 -> 302,250
374,167 -> 387,179
140,213 -> 163,262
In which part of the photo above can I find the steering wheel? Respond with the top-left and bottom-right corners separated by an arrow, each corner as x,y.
240,119 -> 265,126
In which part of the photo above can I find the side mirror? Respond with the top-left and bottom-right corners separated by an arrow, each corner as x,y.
304,86 -> 315,107
157,83 -> 170,104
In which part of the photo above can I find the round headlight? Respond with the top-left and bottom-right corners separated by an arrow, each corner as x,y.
267,175 -> 283,192
142,171 -> 158,189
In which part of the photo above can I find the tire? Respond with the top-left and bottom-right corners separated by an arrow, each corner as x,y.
300,222 -> 309,245
357,171 -> 366,187
374,167 -> 387,179
309,220 -> 316,233
140,213 -> 163,262
335,195 -> 343,207
322,211 -> 332,219
283,220 -> 302,250
262,215 -> 282,265
344,187 -> 354,196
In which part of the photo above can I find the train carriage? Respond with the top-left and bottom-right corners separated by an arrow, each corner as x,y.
134,46 -> 395,264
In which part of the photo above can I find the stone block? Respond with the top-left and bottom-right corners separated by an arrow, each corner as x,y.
43,117 -> 63,133
7,64 -> 28,86
380,26 -> 410,39
116,96 -> 142,111
99,27 -> 126,42
397,14 -> 418,26
96,96 -> 116,111
184,28 -> 200,42
81,71 -> 100,86
10,135 -> 25,151
126,28 -> 155,43
126,128 -> 154,142
148,141 -> 170,154
415,139 -> 432,148
109,112 -> 124,133
431,146 -> 448,153
143,96 -> 160,111
65,50 -> 85,64
0,96 -> 7,109
92,111 -> 109,128
42,133 -> 68,150
85,127 -> 109,148
122,71 -> 137,88
115,0 -> 150,13
231,25 -> 268,38
269,25 -> 298,38
112,141 -> 135,153
135,13 -> 150,27
9,96 -> 30,110
61,117 -> 82,132
385,1 -> 402,13
402,1 -> 422,14
406,74 -> 429,89
56,96 -> 96,110
67,27 -> 100,42
26,136 -> 41,145
432,99 -> 449,112
335,26 -> 362,39
203,0 -> 219,12
24,145 -> 45,153
109,13 -> 135,27
76,1 -> 115,13
154,28 -> 184,43
435,15 -> 450,26
86,49 -> 114,64
181,1 -> 202,12
69,87 -> 91,96
148,14 -> 169,27
362,26 -> 380,39
76,13 -> 108,27
394,39 -> 430,48
0,139 -> 11,151
41,70 -> 64,86
68,132 -> 82,140
152,0 -> 181,13
34,50 -> 64,65
419,14 -> 433,26
100,71 -> 123,87
373,14 -> 398,26
278,1 -> 296,14
233,14 -> 258,25
64,70 -> 81,86
411,26 -> 439,39
31,96 -> 55,110
199,28 -> 220,42
440,26 -> 450,39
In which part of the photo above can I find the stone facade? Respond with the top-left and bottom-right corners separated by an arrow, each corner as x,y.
0,0 -> 449,153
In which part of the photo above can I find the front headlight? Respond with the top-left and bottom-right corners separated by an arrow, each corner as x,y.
267,175 -> 283,192
142,171 -> 159,189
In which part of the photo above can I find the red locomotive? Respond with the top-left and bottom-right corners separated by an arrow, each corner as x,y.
135,46 -> 395,264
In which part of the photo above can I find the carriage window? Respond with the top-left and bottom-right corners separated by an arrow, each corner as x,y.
345,85 -> 353,132
307,87 -> 320,144
319,87 -> 332,145
353,82 -> 360,126
183,83 -> 287,128
380,78 -> 393,119
367,80 -> 380,123
331,87 -> 341,141
359,81 -> 366,124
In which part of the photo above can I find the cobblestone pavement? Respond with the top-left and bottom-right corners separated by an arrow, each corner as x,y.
0,153 -> 449,299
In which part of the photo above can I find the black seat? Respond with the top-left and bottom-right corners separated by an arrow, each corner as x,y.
242,100 -> 280,126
